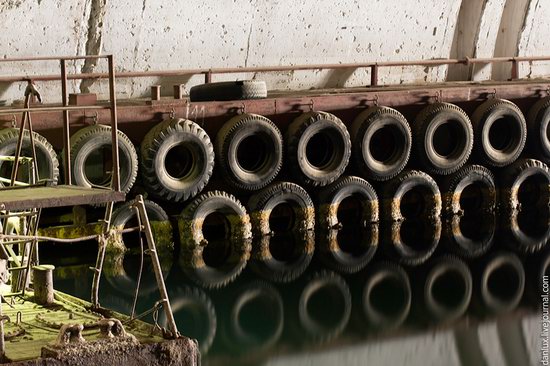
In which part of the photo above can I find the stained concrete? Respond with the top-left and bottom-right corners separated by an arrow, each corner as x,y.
0,0 -> 548,102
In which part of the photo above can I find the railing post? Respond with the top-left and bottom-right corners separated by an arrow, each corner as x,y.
511,58 -> 519,80
370,64 -> 379,87
60,59 -> 72,185
204,70 -> 212,84
107,55 -> 121,192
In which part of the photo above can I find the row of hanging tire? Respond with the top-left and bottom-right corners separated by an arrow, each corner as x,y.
3,96 -> 549,198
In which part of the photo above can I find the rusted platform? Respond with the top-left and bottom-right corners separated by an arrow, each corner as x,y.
0,186 -> 125,211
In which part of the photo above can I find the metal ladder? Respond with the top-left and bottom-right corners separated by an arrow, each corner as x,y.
90,195 -> 179,338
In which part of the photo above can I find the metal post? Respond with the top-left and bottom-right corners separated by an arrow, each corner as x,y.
511,59 -> 519,80
9,93 -> 31,186
107,55 -> 121,192
91,201 -> 113,308
135,195 -> 179,337
60,60 -> 72,185
370,64 -> 379,86
204,70 -> 212,84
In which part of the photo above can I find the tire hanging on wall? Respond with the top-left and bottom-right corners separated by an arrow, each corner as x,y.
413,102 -> 473,175
0,128 -> 59,186
179,190 -> 252,288
318,175 -> 379,230
216,113 -> 283,191
111,199 -> 173,257
68,125 -> 138,193
440,164 -> 496,216
527,96 -> 550,163
382,170 -> 442,221
362,262 -> 411,331
500,158 -> 550,211
350,106 -> 411,181
189,80 -> 268,102
317,175 -> 379,274
141,118 -> 214,202
472,98 -> 526,167
286,111 -> 351,187
247,182 -> 315,282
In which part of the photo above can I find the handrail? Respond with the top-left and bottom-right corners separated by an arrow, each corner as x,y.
0,54 -> 120,192
0,55 -> 549,85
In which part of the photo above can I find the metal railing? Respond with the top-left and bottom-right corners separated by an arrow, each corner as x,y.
0,55 -> 549,86
0,55 -> 120,192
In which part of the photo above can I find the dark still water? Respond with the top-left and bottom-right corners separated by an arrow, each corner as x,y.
47,209 -> 547,366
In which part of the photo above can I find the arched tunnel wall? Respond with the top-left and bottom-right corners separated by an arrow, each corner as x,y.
0,0 -> 549,102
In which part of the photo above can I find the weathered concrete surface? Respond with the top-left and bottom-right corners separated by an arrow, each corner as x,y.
0,0 -> 549,103
9,337 -> 199,366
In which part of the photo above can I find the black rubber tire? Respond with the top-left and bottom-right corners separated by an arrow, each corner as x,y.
413,102 -> 473,175
527,96 -> 550,163
350,106 -> 411,181
179,191 -> 252,288
500,158 -> 550,211
382,218 -> 441,266
440,164 -> 496,216
163,286 -> 217,355
189,80 -> 267,102
0,128 -> 59,186
249,231 -> 314,283
216,113 -> 283,191
248,181 -> 315,236
318,224 -> 378,274
472,98 -> 526,167
141,118 -> 214,202
68,125 -> 138,193
500,208 -> 550,254
362,262 -> 411,331
479,251 -> 525,314
318,175 -> 379,230
297,271 -> 351,343
111,198 -> 173,254
221,281 -> 284,354
422,256 -> 472,323
382,169 -> 442,221
442,213 -> 496,259
286,111 -> 351,187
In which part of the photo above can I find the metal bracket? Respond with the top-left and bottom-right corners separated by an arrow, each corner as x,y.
238,103 -> 246,115
359,95 -> 379,107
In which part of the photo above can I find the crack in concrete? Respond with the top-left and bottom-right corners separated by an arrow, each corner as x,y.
80,0 -> 107,93
244,23 -> 253,68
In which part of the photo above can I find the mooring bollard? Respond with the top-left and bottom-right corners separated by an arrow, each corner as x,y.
33,264 -> 55,305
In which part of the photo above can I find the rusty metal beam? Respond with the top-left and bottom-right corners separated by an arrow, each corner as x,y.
1,56 -> 549,84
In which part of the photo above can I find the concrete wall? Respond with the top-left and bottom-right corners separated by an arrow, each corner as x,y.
0,0 -> 549,103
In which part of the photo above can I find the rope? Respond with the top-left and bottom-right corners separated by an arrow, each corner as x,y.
130,205 -> 145,320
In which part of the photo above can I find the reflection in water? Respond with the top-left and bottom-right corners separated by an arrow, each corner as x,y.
414,256 -> 472,323
360,262 -> 411,331
318,224 -> 378,274
249,231 -> 314,282
500,207 -> 550,254
475,251 -> 525,315
382,218 -> 441,266
442,213 -> 496,258
47,207 -> 547,365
